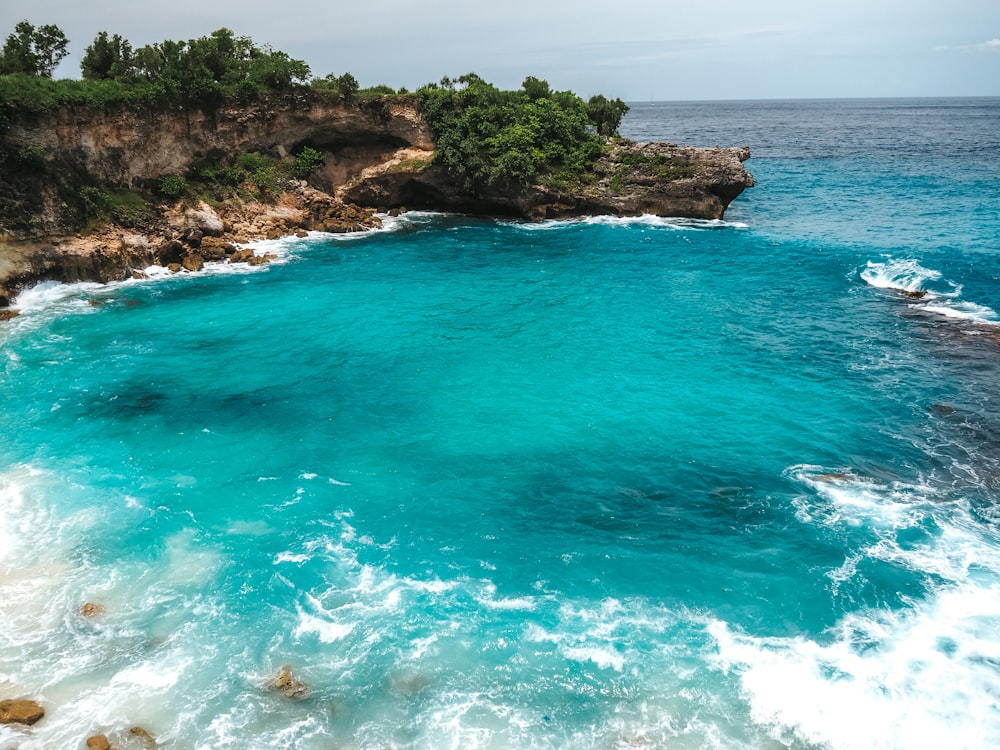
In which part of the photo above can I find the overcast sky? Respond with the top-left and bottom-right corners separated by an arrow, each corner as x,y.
3,1 -> 998,100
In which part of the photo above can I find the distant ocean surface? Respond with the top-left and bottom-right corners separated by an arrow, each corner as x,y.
3,97 -> 1000,749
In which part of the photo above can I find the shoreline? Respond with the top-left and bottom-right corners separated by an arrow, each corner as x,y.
0,181 -> 382,314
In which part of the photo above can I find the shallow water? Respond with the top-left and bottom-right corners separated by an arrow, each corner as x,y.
2,97 -> 1000,749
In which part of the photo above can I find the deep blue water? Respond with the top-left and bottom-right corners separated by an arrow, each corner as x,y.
2,98 -> 1000,749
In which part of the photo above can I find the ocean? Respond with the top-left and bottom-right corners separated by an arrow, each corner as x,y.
2,97 -> 1000,749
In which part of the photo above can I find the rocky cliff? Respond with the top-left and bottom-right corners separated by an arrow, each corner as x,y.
0,92 -> 753,308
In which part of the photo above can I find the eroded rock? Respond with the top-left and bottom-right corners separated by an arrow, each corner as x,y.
0,698 -> 45,725
267,665 -> 310,700
184,203 -> 225,236
81,602 -> 106,618
181,253 -> 205,272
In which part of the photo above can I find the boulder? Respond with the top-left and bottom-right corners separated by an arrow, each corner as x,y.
181,253 -> 204,272
182,228 -> 203,248
228,248 -> 255,264
156,239 -> 186,266
86,734 -> 113,750
266,665 -> 310,700
184,203 -> 225,236
129,726 -> 156,744
199,237 -> 235,261
0,698 -> 45,725
0,309 -> 20,322
166,263 -> 182,273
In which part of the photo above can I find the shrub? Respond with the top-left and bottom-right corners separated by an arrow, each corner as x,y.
250,165 -> 283,199
158,173 -> 187,198
416,73 -> 603,194
291,146 -> 323,179
78,185 -> 112,217
15,142 -> 46,165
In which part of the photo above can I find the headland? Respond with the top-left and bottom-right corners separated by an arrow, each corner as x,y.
0,88 -> 752,312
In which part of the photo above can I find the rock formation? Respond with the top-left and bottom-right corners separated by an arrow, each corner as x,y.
266,664 -> 310,700
0,92 -> 752,309
0,698 -> 44,725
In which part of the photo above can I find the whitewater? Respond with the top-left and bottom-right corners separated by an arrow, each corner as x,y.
2,97 -> 1000,749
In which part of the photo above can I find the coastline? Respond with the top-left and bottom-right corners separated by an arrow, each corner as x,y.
0,93 -> 753,313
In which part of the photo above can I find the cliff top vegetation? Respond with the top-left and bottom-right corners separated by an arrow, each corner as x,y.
0,21 -> 630,211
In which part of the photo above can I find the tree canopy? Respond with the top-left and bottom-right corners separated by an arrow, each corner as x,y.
0,20 -> 68,78
586,94 -> 630,137
416,74 -> 626,194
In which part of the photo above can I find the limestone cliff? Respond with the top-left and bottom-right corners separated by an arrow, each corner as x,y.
0,92 -> 753,308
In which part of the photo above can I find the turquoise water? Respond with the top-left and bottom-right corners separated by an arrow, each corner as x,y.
2,98 -> 1000,749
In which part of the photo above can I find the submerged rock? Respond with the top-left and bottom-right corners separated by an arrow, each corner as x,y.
81,601 -> 106,618
0,698 -> 45,725
813,472 -> 857,483
128,726 -> 156,745
267,665 -> 310,700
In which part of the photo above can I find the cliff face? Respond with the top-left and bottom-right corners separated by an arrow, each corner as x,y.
0,92 -> 753,307
2,93 -> 433,236
10,93 -> 433,184
341,140 -> 753,221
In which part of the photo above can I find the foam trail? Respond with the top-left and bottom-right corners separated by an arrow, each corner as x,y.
510,213 -> 748,231
920,300 -> 1000,327
860,258 -> 947,294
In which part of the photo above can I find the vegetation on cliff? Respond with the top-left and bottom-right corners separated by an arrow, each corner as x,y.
416,74 -> 628,195
0,20 -> 635,235
0,26 -> 312,112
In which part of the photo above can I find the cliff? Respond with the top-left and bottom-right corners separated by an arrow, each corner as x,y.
0,92 -> 753,308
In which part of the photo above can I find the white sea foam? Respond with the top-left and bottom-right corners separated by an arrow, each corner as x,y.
763,464 -> 1000,748
293,607 -> 356,643
860,258 -> 1000,330
510,213 -> 748,231
371,210 -> 450,234
919,300 -> 1000,326
860,257 -> 952,294
710,568 -> 1000,750
10,279 -> 105,313
786,464 -> 934,529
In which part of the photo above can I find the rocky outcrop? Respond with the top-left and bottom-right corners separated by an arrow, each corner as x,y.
0,192 -> 380,306
0,698 -> 45,725
342,140 -> 753,221
0,93 -> 752,309
85,726 -> 156,750
266,665 -> 310,700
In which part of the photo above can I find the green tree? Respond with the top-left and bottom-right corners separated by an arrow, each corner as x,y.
521,75 -> 551,100
81,31 -> 134,80
291,147 -> 324,179
0,20 -> 69,77
417,73 -> 601,193
335,72 -> 359,101
586,94 -> 630,137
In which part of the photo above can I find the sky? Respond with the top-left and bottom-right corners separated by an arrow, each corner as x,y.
2,0 -> 998,101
